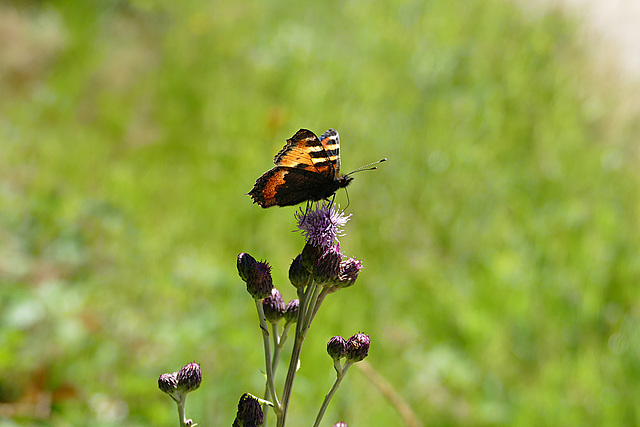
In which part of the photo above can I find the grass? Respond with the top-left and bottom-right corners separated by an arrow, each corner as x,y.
1,0 -> 639,425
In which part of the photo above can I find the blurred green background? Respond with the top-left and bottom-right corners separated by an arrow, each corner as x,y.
1,0 -> 639,425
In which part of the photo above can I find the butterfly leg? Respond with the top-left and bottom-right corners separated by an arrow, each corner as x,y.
326,193 -> 337,210
299,199 -> 312,225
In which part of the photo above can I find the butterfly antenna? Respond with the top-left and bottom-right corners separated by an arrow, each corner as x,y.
346,158 -> 388,176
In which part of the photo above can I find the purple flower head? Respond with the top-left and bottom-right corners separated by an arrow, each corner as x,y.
237,253 -> 273,300
314,244 -> 342,285
338,257 -> 363,288
295,203 -> 351,248
326,335 -> 347,361
176,362 -> 202,394
283,299 -> 300,324
346,332 -> 370,363
158,372 -> 179,400
262,288 -> 285,324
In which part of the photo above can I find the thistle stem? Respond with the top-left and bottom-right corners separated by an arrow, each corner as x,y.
263,322 -> 282,424
302,283 -> 323,334
278,281 -> 317,427
256,301 -> 280,413
176,398 -> 191,427
312,362 -> 353,427
309,287 -> 330,325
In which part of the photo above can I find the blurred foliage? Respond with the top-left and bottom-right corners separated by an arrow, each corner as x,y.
1,0 -> 639,425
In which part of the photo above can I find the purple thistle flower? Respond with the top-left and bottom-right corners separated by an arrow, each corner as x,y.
295,203 -> 351,248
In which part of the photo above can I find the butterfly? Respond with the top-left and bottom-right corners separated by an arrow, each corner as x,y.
248,128 -> 385,208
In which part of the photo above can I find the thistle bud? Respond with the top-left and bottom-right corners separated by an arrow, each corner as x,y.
238,252 -> 273,300
326,335 -> 347,361
176,362 -> 202,394
158,372 -> 178,396
237,253 -> 258,282
314,244 -> 342,285
232,392 -> 263,427
289,254 -> 310,288
337,257 -> 363,289
300,242 -> 324,272
283,299 -> 300,324
263,288 -> 285,324
346,333 -> 370,363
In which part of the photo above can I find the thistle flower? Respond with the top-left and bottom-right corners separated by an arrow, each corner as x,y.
326,335 -> 347,361
176,362 -> 202,394
232,392 -> 264,427
346,333 -> 370,363
296,203 -> 351,248
237,253 -> 273,300
283,299 -> 300,324
332,423 -> 349,427
262,288 -> 285,324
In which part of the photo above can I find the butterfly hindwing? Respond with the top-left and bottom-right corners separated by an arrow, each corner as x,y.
250,167 -> 335,207
248,128 -> 352,208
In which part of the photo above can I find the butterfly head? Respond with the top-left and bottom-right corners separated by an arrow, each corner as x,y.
338,175 -> 354,189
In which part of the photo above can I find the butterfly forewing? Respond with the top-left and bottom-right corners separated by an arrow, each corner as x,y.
274,130 -> 323,171
318,129 -> 341,175
248,128 -> 350,208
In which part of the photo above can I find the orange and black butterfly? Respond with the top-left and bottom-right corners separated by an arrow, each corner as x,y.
248,128 -> 385,208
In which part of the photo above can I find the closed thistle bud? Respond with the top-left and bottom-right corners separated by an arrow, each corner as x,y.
336,257 -> 363,289
289,254 -> 310,288
158,372 -> 178,396
300,242 -> 324,272
237,253 -> 258,282
326,335 -> 347,361
346,333 -> 370,363
314,244 -> 342,285
283,299 -> 299,324
232,392 -> 263,427
263,288 -> 285,324
176,362 -> 202,394
238,253 -> 273,300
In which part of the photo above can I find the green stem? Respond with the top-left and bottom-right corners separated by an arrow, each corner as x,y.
256,301 -> 280,412
277,281 -> 317,427
312,362 -> 353,427
263,322 -> 281,425
176,398 -> 189,427
302,283 -> 323,334
308,287 -> 330,325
